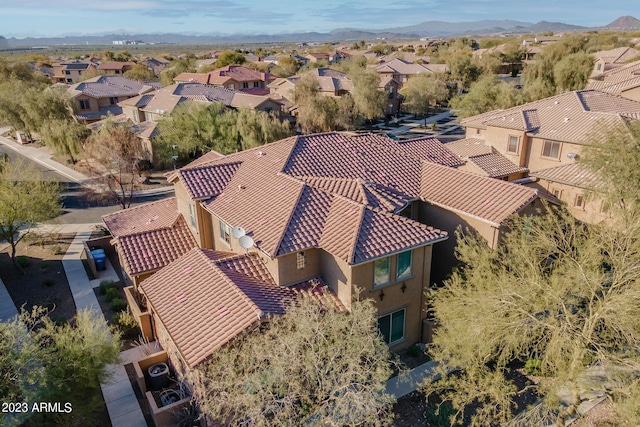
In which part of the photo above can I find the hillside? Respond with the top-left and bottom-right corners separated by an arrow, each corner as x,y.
606,16 -> 640,28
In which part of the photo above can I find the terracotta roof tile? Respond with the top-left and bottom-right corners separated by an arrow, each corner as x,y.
118,216 -> 198,276
461,90 -> 640,144
318,197 -> 364,264
353,207 -> 446,264
421,162 -> 539,226
530,163 -> 603,189
140,248 -> 342,367
445,138 -> 493,158
102,197 -> 180,238
177,161 -> 242,200
467,152 -> 529,179
352,133 -> 464,167
69,75 -> 151,98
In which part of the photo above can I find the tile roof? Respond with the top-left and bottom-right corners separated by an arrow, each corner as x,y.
68,76 -> 152,99
171,132 -> 537,262
445,138 -> 493,158
374,58 -> 434,76
118,93 -> 155,108
118,216 -> 198,275
143,83 -> 236,115
466,152 -> 529,179
175,66 -> 276,86
592,47 -> 640,64
75,106 -> 123,121
351,133 -> 464,167
461,90 -> 640,144
102,197 -> 180,238
97,61 -> 135,70
421,162 -> 539,226
140,248 -> 342,367
530,163 -> 603,189
445,138 -> 528,179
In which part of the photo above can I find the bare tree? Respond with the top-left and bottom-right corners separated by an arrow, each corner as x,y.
86,121 -> 145,209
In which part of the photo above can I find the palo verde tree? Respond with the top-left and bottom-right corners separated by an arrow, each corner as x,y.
0,307 -> 121,427
192,294 -> 395,427
449,73 -> 522,119
0,158 -> 60,267
424,206 -> 640,426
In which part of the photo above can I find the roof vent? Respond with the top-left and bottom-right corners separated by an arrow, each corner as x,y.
564,117 -> 569,122
554,101 -> 559,104
238,184 -> 246,190
257,150 -> 265,157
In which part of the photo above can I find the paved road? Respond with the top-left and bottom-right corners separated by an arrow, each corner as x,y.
0,143 -> 172,224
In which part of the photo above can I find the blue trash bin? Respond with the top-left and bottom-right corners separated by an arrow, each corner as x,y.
91,249 -> 107,271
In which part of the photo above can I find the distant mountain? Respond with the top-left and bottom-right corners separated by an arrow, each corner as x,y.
523,21 -> 586,33
605,16 -> 640,28
382,20 -> 533,36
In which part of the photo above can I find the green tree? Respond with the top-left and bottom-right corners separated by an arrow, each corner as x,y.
123,64 -> 156,81
192,295 -> 394,426
350,67 -> 385,124
159,58 -> 196,86
0,307 -> 121,427
400,73 -> 449,126
449,74 -> 521,119
218,108 -> 291,152
553,52 -> 594,93
424,208 -> 640,426
500,42 -> 525,77
214,50 -> 247,68
39,119 -> 89,164
273,56 -> 301,77
0,159 -> 60,266
446,52 -> 483,94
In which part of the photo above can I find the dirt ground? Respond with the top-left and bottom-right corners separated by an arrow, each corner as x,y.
0,233 -> 75,321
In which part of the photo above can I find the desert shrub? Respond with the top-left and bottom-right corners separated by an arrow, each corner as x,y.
40,261 -> 50,269
112,310 -> 140,339
17,255 -> 30,267
99,280 -> 117,295
408,344 -> 422,357
109,298 -> 127,312
49,244 -> 62,255
105,287 -> 120,303
524,358 -> 542,375
41,279 -> 55,287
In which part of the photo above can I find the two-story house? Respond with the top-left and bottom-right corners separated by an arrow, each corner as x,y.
53,60 -> 97,83
97,61 -> 136,75
457,89 -> 640,223
103,132 -> 547,372
174,65 -> 277,95
374,58 -> 448,88
587,59 -> 640,102
67,75 -> 159,122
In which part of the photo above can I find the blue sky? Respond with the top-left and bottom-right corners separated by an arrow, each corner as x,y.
1,0 -> 636,38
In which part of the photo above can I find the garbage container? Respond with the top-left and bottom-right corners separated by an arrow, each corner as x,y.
148,363 -> 169,390
91,249 -> 106,271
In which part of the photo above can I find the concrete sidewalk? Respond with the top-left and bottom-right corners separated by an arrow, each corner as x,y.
386,360 -> 439,399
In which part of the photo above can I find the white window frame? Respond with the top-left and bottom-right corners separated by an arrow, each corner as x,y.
189,204 -> 196,228
507,135 -> 519,154
219,220 -> 231,246
542,140 -> 561,159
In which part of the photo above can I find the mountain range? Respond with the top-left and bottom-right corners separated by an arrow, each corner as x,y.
3,16 -> 639,47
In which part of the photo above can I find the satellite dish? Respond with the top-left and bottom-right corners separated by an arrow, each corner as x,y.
238,235 -> 254,250
231,226 -> 246,239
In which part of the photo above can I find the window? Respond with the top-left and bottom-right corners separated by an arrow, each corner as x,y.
507,135 -> 519,154
243,82 -> 249,89
378,308 -> 406,345
476,128 -> 480,135
373,257 -> 390,287
66,78 -> 72,83
596,63 -> 602,71
228,83 -> 235,90
189,204 -> 196,228
542,140 -> 561,159
64,70 -> 70,75
574,194 -> 584,208
552,188 -> 562,198
296,251 -> 306,269
219,220 -> 231,245
253,81 -> 260,88
78,99 -> 90,110
109,97 -> 118,105
396,251 -> 412,280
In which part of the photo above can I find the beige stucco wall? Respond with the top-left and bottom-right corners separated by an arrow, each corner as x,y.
531,179 -> 608,224
277,249 -> 322,286
350,245 -> 432,351
419,201 -> 500,284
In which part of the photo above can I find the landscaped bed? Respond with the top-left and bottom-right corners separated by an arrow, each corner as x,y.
0,232 -> 75,322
